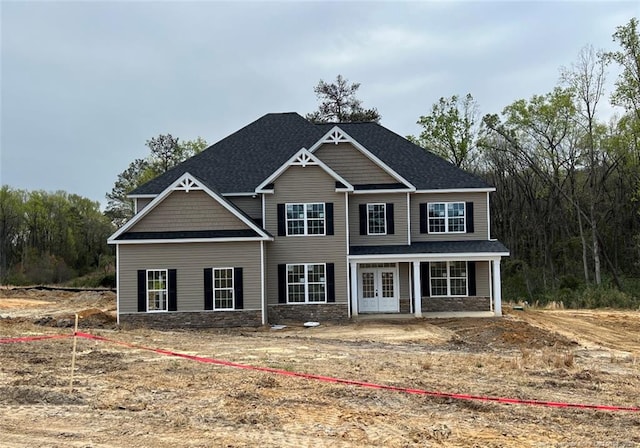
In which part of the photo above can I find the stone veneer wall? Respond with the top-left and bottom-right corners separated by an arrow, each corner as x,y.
422,296 -> 490,312
268,303 -> 349,324
119,310 -> 262,329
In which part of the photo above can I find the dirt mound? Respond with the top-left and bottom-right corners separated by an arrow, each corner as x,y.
432,317 -> 578,350
0,386 -> 84,405
33,308 -> 116,329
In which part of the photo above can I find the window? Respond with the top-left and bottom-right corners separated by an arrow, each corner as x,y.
213,268 -> 234,310
430,261 -> 467,296
428,202 -> 465,233
367,203 -> 386,235
286,203 -> 325,236
286,263 -> 326,303
147,269 -> 168,311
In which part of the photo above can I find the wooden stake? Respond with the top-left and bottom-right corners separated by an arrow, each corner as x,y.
69,313 -> 79,393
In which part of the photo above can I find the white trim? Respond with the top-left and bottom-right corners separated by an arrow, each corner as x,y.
350,261 -> 358,316
486,192 -> 491,239
493,259 -> 502,316
428,261 -> 469,297
116,245 -> 120,324
108,172 -> 271,243
222,192 -> 258,197
406,193 -> 411,245
127,194 -> 156,199
366,203 -> 387,235
212,267 -> 235,311
285,262 -> 328,304
133,199 -> 138,215
415,188 -> 496,194
284,202 -> 326,236
352,189 -> 414,194
348,253 -> 509,262
412,261 -> 422,317
308,126 -> 416,190
146,268 -> 169,312
260,241 -> 266,325
262,194 -> 266,231
345,193 -> 350,255
255,147 -> 354,193
111,237 -> 270,245
426,201 -> 466,234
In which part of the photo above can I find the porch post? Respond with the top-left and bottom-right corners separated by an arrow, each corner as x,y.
492,258 -> 502,316
350,261 -> 359,316
412,261 -> 422,317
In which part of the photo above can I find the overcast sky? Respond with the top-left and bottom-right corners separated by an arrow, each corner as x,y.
1,1 -> 637,207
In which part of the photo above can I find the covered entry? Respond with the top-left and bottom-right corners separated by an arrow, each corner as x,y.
358,263 -> 399,313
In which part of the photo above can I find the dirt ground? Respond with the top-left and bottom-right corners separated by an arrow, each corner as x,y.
1,288 -> 639,447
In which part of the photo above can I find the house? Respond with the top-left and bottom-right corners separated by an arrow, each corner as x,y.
107,113 -> 509,328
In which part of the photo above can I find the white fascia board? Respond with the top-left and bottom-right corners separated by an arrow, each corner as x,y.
308,126 -> 416,190
222,192 -> 259,197
414,187 -> 496,194
108,172 -> 271,242
255,147 -> 354,193
110,236 -> 272,245
352,189 -> 414,194
348,252 -> 510,262
126,193 -> 157,199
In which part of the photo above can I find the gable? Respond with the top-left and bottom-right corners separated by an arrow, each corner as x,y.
129,190 -> 252,233
314,142 -> 398,186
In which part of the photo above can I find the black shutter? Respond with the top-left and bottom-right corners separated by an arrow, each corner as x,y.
359,204 -> 367,235
420,203 -> 428,233
466,202 -> 474,233
168,269 -> 177,311
467,261 -> 476,296
420,262 -> 430,297
137,270 -> 146,312
204,268 -> 213,310
234,267 -> 243,309
277,203 -> 286,236
385,203 -> 394,235
326,202 -> 334,235
326,263 -> 335,302
278,264 -> 286,303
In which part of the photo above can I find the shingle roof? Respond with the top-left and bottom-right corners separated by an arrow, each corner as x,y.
350,240 -> 509,256
131,113 -> 491,195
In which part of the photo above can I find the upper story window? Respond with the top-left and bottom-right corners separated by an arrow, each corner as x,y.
359,203 -> 394,236
428,202 -> 465,233
286,203 -> 325,236
367,203 -> 386,235
147,269 -> 168,311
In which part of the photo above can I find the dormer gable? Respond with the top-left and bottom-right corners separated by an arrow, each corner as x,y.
255,148 -> 354,193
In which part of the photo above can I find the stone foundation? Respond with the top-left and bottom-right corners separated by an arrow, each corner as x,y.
268,303 -> 349,324
422,296 -> 490,312
119,310 -> 263,329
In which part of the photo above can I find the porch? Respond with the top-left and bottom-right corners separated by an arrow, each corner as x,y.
348,240 -> 510,318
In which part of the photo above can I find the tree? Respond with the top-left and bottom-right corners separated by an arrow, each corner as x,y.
408,93 -> 480,169
605,18 -> 640,118
306,75 -> 381,123
105,136 -> 207,227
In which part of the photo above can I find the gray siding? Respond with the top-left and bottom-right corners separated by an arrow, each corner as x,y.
130,190 -> 251,233
265,165 -> 348,306
349,193 -> 409,246
476,261 -> 490,297
119,242 -> 262,313
315,143 -> 397,185
410,192 -> 489,241
136,198 -> 153,214
227,195 -> 262,220
399,262 -> 410,299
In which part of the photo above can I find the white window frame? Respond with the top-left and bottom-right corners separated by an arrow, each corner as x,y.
285,203 -> 326,236
146,269 -> 168,312
213,267 -> 234,310
427,202 -> 466,234
429,261 -> 468,297
367,203 -> 387,235
286,263 -> 327,304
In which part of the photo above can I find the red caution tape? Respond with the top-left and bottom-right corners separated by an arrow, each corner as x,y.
72,331 -> 639,413
0,334 -> 71,344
